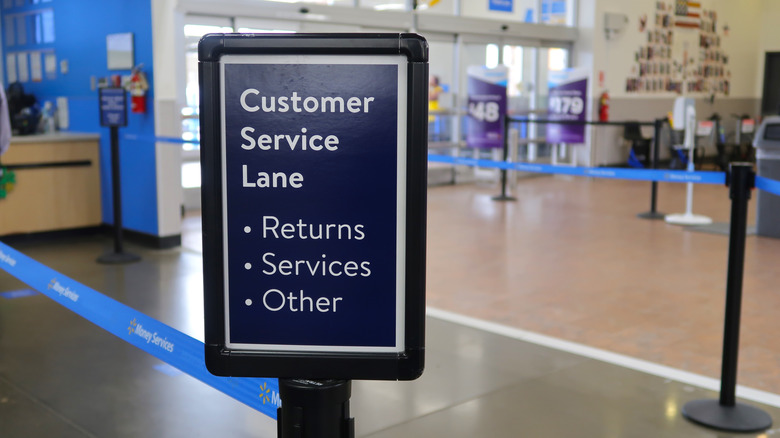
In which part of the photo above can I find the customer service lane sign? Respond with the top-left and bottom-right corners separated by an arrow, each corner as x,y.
221,55 -> 407,352
201,34 -> 427,380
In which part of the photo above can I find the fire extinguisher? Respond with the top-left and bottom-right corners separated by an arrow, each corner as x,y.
127,66 -> 149,114
598,91 -> 609,122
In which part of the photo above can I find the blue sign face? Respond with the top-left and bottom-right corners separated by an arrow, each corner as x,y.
99,87 -> 127,127
489,0 -> 513,13
220,55 -> 406,352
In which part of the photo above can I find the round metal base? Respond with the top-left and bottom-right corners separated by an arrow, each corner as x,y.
637,211 -> 666,220
97,252 -> 141,265
492,195 -> 517,202
665,213 -> 713,225
682,399 -> 772,433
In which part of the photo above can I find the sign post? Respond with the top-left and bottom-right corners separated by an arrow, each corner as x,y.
97,87 -> 140,265
199,33 -> 427,436
466,66 -> 513,201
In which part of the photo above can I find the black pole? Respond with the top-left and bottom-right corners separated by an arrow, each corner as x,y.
719,162 -> 751,407
97,126 -> 140,264
110,126 -> 123,254
278,379 -> 354,438
493,115 -> 516,201
637,118 -> 666,219
681,163 -> 772,433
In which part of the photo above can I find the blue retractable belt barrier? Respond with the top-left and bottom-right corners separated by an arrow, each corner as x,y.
117,136 -> 780,192
123,134 -> 198,145
756,175 -> 780,197
427,154 -> 727,185
0,242 -> 280,419
116,135 -> 780,191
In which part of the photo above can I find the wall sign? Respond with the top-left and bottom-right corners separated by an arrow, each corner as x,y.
199,33 -> 428,380
489,0 -> 513,13
107,32 -> 135,70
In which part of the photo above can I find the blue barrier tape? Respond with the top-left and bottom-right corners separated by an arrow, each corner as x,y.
428,154 -> 727,185
756,176 -> 780,197
0,242 -> 280,419
120,138 -> 780,190
123,134 -> 199,145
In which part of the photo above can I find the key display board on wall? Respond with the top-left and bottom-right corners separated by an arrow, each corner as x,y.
626,1 -> 730,96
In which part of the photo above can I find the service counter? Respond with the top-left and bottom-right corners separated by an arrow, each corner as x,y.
1,132 -> 102,236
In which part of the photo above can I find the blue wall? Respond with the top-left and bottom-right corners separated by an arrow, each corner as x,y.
2,0 -> 158,236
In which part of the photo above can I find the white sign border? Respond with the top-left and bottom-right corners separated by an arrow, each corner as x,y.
219,54 -> 407,353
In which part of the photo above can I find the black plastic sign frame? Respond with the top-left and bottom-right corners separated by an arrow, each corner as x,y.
199,33 -> 428,380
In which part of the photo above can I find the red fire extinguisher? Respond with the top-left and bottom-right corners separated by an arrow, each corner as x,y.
598,91 -> 609,122
127,66 -> 149,114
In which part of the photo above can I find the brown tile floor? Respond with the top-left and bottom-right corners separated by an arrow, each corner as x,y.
3,173 -> 779,437
425,175 -> 780,395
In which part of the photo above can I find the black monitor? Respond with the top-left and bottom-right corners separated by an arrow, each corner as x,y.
763,124 -> 780,141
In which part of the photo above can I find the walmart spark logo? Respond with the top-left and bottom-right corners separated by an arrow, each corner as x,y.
260,382 -> 271,404
128,318 -> 137,335
259,382 -> 282,407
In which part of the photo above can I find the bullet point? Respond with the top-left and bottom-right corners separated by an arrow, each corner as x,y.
245,299 -> 252,306
244,226 -> 251,233
244,263 -> 252,270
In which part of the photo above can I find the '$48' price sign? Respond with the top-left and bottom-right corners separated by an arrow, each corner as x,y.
548,96 -> 584,116
468,101 -> 500,122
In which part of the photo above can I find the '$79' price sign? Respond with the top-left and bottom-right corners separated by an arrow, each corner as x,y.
548,96 -> 584,116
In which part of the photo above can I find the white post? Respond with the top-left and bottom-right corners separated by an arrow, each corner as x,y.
665,103 -> 713,226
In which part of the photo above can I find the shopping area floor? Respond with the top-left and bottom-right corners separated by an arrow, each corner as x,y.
2,174 -> 780,437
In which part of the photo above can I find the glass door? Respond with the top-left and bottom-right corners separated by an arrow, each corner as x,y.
181,16 -> 235,211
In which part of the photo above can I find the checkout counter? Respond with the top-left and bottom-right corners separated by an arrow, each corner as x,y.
0,132 -> 102,236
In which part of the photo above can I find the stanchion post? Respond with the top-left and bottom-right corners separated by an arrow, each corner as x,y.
720,162 -> 752,406
110,126 -> 124,255
278,379 -> 355,438
97,125 -> 141,265
638,118 -> 666,219
681,163 -> 772,433
493,115 -> 516,201
97,87 -> 140,265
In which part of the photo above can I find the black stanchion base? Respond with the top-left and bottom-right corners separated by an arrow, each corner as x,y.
682,399 -> 772,433
637,211 -> 666,220
97,252 -> 141,265
492,195 -> 517,202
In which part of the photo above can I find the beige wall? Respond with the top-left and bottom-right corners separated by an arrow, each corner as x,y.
591,0 -> 761,100
573,0 -> 768,165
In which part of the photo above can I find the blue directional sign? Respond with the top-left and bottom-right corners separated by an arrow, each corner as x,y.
99,87 -> 127,127
489,0 -> 513,12
199,34 -> 428,380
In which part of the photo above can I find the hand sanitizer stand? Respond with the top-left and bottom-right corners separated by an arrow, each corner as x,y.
666,97 -> 713,226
